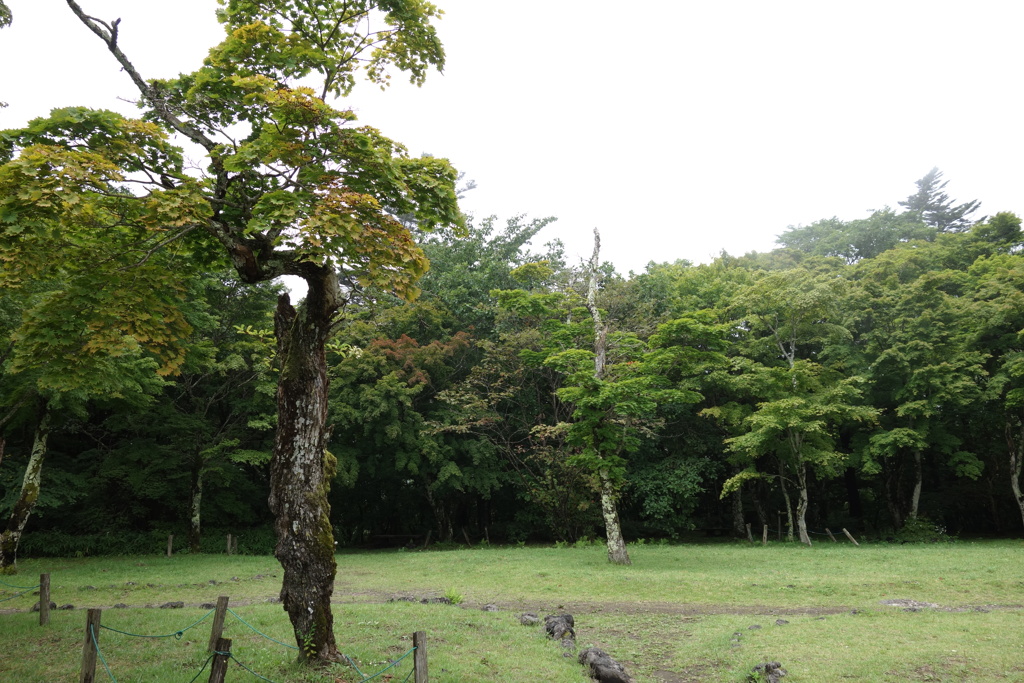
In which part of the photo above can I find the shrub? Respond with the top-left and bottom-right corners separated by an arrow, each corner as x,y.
892,517 -> 954,543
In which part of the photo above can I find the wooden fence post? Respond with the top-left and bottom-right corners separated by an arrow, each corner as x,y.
841,528 -> 861,546
413,631 -> 428,683
226,534 -> 233,555
762,525 -> 768,545
208,637 -> 232,683
745,523 -> 753,543
80,608 -> 102,683
825,528 -> 838,543
167,535 -> 174,558
207,596 -> 230,652
39,573 -> 50,626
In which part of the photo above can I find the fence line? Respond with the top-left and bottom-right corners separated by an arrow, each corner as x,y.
77,602 -> 427,683
0,576 -> 40,590
0,584 -> 38,603
226,607 -> 298,650
99,609 -> 214,640
89,621 -> 118,682
1,573 -> 49,626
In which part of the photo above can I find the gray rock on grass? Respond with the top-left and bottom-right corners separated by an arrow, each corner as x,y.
751,661 -> 787,682
578,647 -> 632,683
544,614 -> 575,640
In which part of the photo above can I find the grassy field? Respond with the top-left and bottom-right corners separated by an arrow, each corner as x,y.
1,539 -> 1023,682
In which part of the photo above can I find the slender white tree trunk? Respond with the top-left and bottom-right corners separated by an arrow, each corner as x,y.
586,229 -> 630,565
909,449 -> 923,521
732,483 -> 746,537
1006,420 -> 1024,532
0,403 -> 50,573
778,461 -> 795,542
600,470 -> 631,564
188,464 -> 203,553
795,461 -> 812,546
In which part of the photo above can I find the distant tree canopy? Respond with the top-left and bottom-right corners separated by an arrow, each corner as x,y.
899,167 -> 982,233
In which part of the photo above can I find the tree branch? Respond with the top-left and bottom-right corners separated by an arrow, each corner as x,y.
118,225 -> 201,270
64,0 -> 218,153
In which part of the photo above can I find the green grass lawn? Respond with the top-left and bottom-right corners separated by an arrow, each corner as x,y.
2,539 -> 1023,682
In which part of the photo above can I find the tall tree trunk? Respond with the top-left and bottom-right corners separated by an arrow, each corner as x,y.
882,458 -> 904,531
1006,419 -> 1024,532
778,461 -> 795,542
844,467 -> 863,519
599,470 -> 630,564
269,287 -> 340,661
0,401 -> 49,574
909,449 -> 923,520
751,478 -> 768,529
188,459 -> 203,553
731,478 -> 745,537
795,461 -> 811,546
585,229 -> 630,566
985,475 -> 1002,533
425,482 -> 453,542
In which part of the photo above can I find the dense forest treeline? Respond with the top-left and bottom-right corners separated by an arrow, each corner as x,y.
3,168 -> 1024,557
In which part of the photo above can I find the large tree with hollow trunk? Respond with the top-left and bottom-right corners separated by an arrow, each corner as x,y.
0,0 -> 460,659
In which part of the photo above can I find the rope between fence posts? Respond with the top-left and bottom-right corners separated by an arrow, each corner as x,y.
90,623 -> 118,683
0,586 -> 39,603
356,646 -> 417,683
0,577 -> 39,590
184,651 -> 219,683
227,607 -> 300,650
344,654 -> 368,679
99,609 -> 215,639
228,653 -> 280,682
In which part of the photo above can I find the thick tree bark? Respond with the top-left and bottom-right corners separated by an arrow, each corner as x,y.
269,287 -> 341,661
0,402 -> 49,573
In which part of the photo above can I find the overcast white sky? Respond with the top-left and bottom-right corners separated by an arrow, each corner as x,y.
2,1 -> 1022,275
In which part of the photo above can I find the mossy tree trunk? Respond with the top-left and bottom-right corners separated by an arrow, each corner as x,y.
269,278 -> 342,662
599,470 -> 631,564
0,401 -> 49,574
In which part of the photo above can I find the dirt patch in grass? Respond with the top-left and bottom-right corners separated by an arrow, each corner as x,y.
462,598 -> 853,618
